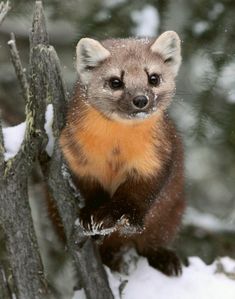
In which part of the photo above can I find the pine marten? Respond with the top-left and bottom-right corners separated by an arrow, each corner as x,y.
60,31 -> 185,276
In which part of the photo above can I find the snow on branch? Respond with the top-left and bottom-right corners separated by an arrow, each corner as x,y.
44,104 -> 55,156
2,122 -> 26,161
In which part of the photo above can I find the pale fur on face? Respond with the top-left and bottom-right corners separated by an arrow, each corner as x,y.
75,31 -> 181,121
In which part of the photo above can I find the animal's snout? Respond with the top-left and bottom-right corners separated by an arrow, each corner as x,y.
132,95 -> 149,109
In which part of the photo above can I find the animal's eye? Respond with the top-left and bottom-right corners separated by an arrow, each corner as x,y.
109,77 -> 124,90
148,73 -> 161,86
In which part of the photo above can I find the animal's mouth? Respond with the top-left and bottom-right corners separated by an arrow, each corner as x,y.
109,100 -> 158,122
130,106 -> 158,119
108,108 -> 158,123
115,105 -> 158,121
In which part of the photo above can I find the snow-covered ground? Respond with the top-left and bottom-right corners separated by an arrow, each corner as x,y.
73,253 -> 235,299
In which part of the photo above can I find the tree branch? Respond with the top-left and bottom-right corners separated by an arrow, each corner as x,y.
30,0 -> 49,48
0,178 -> 49,299
0,118 -> 5,174
0,1 -> 50,299
0,1 -> 10,26
0,265 -> 12,299
0,2 -> 10,171
8,32 -> 29,104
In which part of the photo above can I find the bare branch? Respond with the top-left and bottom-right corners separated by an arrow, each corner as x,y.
30,0 -> 49,49
0,118 -> 5,174
0,178 -> 50,299
0,265 -> 12,299
6,2 -> 49,172
0,1 -> 11,171
0,1 -> 10,26
44,45 -> 68,134
8,33 -> 29,104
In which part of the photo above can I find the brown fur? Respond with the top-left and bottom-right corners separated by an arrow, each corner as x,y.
59,35 -> 185,276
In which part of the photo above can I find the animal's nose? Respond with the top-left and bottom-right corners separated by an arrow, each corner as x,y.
132,95 -> 149,109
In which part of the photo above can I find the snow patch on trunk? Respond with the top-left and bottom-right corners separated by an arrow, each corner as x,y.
2,122 -> 26,161
2,104 -> 55,161
44,104 -> 55,156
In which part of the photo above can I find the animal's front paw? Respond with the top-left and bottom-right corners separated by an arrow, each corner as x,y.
147,248 -> 182,276
78,207 -> 130,236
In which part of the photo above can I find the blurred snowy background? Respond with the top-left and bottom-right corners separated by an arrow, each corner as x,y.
0,0 -> 235,297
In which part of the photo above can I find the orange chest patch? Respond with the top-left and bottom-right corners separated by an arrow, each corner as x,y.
62,106 -> 164,195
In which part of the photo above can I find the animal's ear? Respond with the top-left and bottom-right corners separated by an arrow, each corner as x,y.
150,31 -> 181,77
76,38 -> 110,83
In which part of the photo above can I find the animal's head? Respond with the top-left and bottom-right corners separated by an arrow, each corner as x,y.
76,31 -> 181,121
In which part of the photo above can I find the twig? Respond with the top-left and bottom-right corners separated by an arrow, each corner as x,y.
0,117 -> 4,172
0,1 -> 10,26
8,33 -> 29,104
0,2 -> 10,168
0,265 -> 12,299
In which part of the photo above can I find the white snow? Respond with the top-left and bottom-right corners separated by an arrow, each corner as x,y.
7,39 -> 14,46
74,289 -> 86,299
73,254 -> 235,299
2,122 -> 26,161
219,257 -> 235,274
131,5 -> 160,37
2,104 -> 54,161
44,104 -> 55,156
